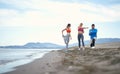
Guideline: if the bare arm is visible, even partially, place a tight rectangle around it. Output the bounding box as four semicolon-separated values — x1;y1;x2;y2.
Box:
69;34;72;39
62;28;66;35
83;27;89;29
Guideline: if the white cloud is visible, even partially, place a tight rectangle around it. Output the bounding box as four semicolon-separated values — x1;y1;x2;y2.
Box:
0;9;18;17
0;0;119;27
0;0;120;45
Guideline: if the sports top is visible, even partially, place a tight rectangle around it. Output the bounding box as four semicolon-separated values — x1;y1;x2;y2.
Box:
66;28;71;33
78;27;84;33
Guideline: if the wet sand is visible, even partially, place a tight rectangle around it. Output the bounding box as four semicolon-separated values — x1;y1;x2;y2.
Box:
5;42;120;74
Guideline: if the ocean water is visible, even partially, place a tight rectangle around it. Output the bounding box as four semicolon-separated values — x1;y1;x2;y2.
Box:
0;48;59;74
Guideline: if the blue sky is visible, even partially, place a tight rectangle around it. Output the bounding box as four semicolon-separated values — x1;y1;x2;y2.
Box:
0;0;120;46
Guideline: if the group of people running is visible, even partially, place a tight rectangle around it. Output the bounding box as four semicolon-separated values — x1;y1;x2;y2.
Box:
62;23;97;50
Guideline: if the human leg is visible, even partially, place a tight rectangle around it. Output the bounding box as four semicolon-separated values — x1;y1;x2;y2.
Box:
65;34;70;48
90;39;93;47
90;39;95;48
81;34;85;47
92;39;95;47
78;34;81;48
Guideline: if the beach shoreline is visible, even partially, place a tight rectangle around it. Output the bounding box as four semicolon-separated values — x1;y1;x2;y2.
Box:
0;49;57;74
4;50;65;74
4;42;120;74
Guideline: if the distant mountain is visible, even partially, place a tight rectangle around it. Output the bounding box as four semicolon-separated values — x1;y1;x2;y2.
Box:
0;42;64;49
70;38;120;47
0;38;120;49
95;38;120;44
23;42;63;49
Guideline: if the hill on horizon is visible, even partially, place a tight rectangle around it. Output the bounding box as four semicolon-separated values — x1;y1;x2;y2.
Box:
70;38;120;47
0;38;120;49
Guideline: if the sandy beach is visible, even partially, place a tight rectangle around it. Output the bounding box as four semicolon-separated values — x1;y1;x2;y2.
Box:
4;42;120;74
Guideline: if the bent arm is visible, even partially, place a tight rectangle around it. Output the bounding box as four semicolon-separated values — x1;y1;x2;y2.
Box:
89;30;91;36
62;28;66;35
83;27;89;29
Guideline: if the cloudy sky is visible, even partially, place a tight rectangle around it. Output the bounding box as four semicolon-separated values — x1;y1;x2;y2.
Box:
0;0;120;46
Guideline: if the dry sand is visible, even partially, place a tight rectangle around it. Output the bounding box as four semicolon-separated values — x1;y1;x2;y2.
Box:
4;42;120;74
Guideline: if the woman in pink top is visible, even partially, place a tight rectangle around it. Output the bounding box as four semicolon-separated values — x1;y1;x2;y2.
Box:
78;23;88;50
